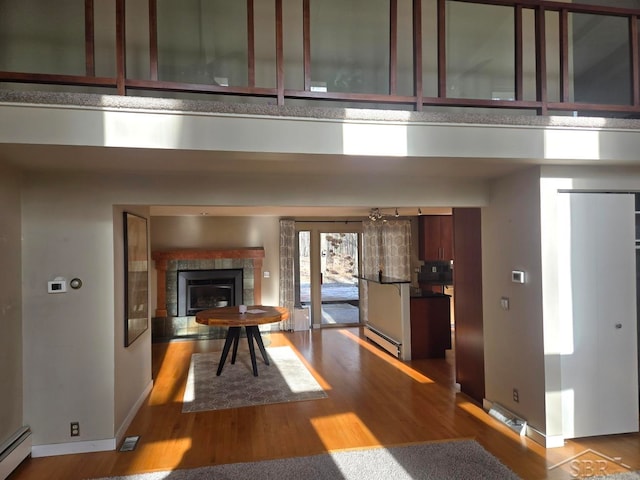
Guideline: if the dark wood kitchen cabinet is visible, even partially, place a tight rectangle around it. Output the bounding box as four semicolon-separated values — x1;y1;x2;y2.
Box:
418;215;453;261
410;295;452;359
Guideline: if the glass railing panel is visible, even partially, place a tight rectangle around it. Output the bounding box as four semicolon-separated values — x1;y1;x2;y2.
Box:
254;0;277;88
397;0;415;97
426;106;538;116
132;90;276;104
545;10;561;103
126;0;151;80
522;8;538;102
446;1;515;101
310;0;390;95
283;0;303;91
94;0;116;77
156;0;248;87
421;0;438;98
0;0;86;75
0;83;116;95
570;12;631;105
575;0;640;7
285;98;412;111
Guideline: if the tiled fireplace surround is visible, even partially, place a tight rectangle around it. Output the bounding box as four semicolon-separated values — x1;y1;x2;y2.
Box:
151;248;264;341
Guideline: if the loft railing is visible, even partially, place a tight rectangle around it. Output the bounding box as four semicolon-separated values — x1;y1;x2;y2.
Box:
1;0;640;117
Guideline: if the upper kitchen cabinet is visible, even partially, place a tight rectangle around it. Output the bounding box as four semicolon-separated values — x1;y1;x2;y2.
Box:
419;215;453;261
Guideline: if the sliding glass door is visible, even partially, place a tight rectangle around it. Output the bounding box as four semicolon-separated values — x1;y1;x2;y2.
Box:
319;232;359;326
296;224;362;328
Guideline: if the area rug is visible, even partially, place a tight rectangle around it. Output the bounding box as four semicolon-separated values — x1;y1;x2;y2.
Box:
93;439;521;479
181;346;327;412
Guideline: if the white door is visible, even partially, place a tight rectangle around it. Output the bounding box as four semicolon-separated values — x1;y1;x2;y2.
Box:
560;192;639;438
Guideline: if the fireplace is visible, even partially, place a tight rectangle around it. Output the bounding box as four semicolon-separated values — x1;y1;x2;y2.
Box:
177;269;243;316
151;248;265;342
152;248;264;318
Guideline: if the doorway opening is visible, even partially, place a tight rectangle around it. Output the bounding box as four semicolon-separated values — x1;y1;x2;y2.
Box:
296;227;361;327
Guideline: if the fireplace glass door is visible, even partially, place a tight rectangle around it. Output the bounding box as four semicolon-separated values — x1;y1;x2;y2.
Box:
177;269;243;316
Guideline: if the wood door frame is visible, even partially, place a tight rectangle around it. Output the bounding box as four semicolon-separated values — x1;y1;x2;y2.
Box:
453;208;485;404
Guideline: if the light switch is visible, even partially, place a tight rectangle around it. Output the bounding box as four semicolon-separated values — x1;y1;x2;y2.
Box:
263;271;270;278
511;270;525;284
500;297;510;311
48;279;67;293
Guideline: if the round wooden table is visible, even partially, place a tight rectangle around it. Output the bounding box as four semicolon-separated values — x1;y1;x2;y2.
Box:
195;305;289;376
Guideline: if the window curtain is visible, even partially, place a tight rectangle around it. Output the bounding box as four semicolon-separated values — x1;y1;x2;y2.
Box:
279;219;296;331
361;219;412;322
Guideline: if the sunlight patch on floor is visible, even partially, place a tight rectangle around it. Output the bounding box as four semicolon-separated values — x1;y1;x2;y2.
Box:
339;329;435;384
123;437;193;475
311;412;381;450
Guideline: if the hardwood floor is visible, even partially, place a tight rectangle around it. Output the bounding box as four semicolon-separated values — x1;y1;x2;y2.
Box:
9;327;640;479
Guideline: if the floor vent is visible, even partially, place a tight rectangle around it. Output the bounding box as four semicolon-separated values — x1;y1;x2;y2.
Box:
119;436;140;452
488;403;527;436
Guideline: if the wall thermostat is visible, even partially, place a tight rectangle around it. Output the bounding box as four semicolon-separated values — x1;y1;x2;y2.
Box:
48;277;67;293
511;270;525;284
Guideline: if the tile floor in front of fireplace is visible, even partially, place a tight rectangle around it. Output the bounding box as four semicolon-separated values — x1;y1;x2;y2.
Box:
152;302;359;343
152;315;229;342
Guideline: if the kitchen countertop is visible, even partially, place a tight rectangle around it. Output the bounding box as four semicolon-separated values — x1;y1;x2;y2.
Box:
410;291;451;299
355;275;411;285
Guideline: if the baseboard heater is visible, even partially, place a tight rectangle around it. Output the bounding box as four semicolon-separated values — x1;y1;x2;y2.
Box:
365;325;401;358
487;403;527;436
0;426;32;480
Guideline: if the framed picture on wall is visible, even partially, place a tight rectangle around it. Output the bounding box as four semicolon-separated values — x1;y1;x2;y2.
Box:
124;212;149;347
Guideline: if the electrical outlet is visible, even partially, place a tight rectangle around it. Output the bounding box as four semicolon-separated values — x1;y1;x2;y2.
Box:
513;388;519;403
70;422;80;437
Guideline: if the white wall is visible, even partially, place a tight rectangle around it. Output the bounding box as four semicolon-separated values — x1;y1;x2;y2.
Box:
150;216;281;305
482;167;547;432
484;164;640;443
113;205;152;444
22;174;118;447
18;163;481;450
9;98;640;452
0;160;23;449
540;165;640;442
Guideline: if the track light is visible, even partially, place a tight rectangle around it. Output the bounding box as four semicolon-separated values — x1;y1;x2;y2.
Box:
418;208;422;215
368;208;384;221
395;208;399;217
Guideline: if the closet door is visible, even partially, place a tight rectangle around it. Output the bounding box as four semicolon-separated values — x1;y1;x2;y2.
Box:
561;193;639;438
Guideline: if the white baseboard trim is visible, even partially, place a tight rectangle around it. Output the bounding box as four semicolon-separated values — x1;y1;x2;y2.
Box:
115;379;154;446
0;427;31;480
32;379;154;458
526;426;565;449
31;438;116;458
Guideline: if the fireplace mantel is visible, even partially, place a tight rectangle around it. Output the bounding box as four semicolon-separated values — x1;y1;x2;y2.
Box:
152;248;265;317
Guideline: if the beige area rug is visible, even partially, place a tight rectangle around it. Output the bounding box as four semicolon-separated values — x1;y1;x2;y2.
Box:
94;439;521;479
182;346;327;412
